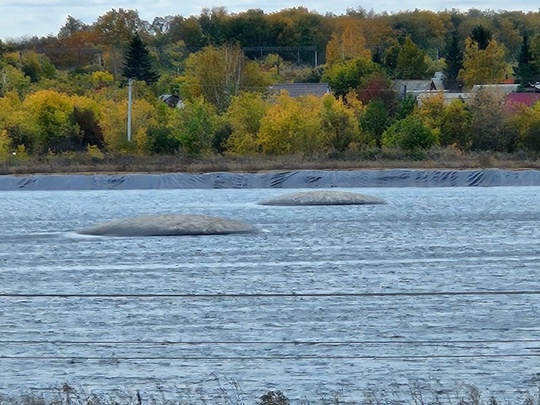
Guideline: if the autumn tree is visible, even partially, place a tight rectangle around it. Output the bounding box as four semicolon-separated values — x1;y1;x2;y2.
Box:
357;71;397;111
258;92;323;155
22;90;79;153
121;33;159;84
183;44;270;112
439;99;472;149
458;38;508;89
58;16;87;38
167;16;206;48
0;91;38;151
390;10;446;51
225;92;269;156
325;19;371;65
319;94;362;152
468;90;510;151
93;8;147;46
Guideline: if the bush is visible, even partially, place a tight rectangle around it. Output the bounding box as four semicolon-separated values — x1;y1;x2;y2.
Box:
382;116;438;150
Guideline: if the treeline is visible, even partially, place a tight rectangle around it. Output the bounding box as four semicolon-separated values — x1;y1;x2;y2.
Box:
2;7;540;161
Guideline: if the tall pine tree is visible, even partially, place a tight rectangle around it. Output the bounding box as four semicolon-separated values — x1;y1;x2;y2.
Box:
443;31;464;91
122;33;159;84
470;25;492;50
515;35;539;86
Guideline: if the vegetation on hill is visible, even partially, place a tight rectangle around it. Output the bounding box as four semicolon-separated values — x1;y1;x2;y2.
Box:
2;7;540;173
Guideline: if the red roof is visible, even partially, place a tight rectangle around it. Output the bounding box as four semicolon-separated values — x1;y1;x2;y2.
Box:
506;93;540;107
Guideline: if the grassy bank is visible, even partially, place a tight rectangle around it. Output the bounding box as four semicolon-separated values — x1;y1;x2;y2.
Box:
2;148;540;176
1;383;540;405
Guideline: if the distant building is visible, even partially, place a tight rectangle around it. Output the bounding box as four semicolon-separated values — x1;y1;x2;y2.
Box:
269;82;331;98
505;93;540;108
393;74;445;100
470;84;519;95
158;94;184;108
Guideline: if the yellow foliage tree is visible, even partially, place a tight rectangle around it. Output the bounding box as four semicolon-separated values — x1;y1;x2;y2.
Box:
183;44;270;112
22;89;78;153
99;98;157;153
414;92;445;135
258;92;323;155
225;92;269;156
458;38;509;90
320;94;362;152
0;91;39;152
0;129;12;160
326;19;371;65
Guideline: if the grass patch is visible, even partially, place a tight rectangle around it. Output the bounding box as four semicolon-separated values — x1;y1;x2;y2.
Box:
1;382;540;405
1;148;540;176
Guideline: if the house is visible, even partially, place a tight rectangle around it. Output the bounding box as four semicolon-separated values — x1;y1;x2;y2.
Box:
269;82;331;98
394;77;445;99
505;93;540;108
158;94;184;108
470;84;519;96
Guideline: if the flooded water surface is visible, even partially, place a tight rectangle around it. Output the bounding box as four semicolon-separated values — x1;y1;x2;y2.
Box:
1;186;540;403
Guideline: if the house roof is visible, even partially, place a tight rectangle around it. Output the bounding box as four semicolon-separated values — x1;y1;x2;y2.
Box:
471;84;519;95
269;82;331;97
505;93;540;107
394;79;444;95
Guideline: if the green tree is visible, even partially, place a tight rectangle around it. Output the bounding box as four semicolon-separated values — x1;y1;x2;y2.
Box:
122;33;160;84
395;36;431;79
381;116;437;150
322;56;377;99
167;97;219;155
439;99;472;150
514;35;539;85
360;99;391;147
443;31;464;91
470;25;493;50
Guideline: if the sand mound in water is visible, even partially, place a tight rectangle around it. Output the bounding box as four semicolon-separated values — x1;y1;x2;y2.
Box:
78;214;256;236
258;190;386;206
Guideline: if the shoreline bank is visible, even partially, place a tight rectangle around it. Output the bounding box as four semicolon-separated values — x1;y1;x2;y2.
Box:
2;168;540;190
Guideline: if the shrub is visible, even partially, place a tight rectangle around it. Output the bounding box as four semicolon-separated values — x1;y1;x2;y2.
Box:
382;116;438;150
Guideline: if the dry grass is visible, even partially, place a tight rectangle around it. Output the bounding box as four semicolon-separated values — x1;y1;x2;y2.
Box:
2;148;540;176
1;383;539;405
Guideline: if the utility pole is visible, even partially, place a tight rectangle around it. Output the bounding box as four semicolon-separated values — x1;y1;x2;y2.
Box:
127;78;133;142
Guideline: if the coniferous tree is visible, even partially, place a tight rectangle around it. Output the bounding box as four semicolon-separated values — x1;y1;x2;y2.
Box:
443;31;464;91
470;25;492;50
122;33;159;84
515;35;539;86
395;36;430;79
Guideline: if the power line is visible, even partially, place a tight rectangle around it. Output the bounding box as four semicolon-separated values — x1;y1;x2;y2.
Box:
1;353;540;361
1;338;540;345
1;290;540;298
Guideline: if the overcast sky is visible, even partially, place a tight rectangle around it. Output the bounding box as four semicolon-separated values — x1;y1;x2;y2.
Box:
1;0;540;41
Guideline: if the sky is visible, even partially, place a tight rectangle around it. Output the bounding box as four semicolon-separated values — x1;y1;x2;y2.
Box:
2;0;540;41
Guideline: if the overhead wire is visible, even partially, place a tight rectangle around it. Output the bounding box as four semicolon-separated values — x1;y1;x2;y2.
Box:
2;290;540;298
